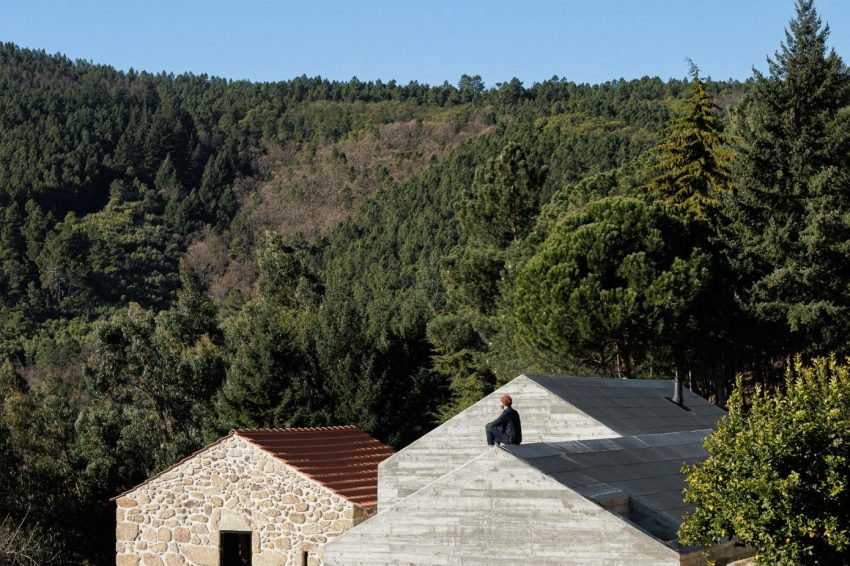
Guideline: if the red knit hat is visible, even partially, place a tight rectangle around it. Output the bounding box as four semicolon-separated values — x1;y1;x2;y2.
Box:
500;394;512;407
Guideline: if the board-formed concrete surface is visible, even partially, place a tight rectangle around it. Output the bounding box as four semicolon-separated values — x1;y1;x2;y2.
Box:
377;375;619;509
323;448;682;566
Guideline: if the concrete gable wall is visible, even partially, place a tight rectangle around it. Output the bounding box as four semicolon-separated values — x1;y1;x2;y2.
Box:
378;375;619;509
115;434;371;566
324;448;680;566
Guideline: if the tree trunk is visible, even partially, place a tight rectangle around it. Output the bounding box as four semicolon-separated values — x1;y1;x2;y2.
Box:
615;339;633;378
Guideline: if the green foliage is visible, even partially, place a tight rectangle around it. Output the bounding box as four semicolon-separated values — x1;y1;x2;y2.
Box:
426;313;494;421
512;197;711;377
428;142;545;419
81;268;225;470
680;356;850;564
0;358;24;398
461;142;544;248
214;301;323;431
725;0;850;357
255;230;321;310
1;372;80;561
642;64;731;223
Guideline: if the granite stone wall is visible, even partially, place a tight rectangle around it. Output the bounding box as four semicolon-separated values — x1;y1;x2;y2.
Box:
115;434;374;566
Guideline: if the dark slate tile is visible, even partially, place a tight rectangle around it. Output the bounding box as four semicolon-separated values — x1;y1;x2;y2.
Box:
620;408;662;418
549;470;606;489
633;460;688;479
553;440;596;454
659;445;706;461
635;473;686;495
641;490;689;512
575;437;631;452
588;450;648;467
567;452;620;468
629;397;674;408
626;446;671;463
502;442;561;459
639;432;690;447
527;374;725;436
680;429;713;442
559;454;594;471
523;455;574;474
596;462;657;481
582;465;631;483
663;504;697;522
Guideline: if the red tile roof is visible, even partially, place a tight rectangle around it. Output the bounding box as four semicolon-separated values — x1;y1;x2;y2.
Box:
112;425;394;508
234;426;394;508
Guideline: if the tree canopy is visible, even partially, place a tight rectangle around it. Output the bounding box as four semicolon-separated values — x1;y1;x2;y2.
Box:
512;196;711;377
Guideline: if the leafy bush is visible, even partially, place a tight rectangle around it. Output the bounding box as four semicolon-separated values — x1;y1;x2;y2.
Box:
681;356;850;564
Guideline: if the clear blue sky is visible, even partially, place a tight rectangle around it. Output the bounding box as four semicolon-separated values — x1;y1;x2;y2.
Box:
2;1;848;86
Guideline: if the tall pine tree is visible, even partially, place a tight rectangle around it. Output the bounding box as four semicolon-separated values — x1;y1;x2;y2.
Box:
428;142;543;418
643;63;731;224
726;0;850;359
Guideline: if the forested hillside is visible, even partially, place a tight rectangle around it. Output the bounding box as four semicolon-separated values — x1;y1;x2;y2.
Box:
2;0;849;562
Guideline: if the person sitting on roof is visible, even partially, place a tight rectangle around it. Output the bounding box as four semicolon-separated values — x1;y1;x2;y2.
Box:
485;394;522;446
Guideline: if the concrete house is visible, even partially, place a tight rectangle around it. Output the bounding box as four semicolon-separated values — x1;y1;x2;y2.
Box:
323;375;753;565
113;426;393;566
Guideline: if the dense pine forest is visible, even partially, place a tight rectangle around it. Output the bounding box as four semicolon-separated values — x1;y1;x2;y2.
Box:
1;1;849;562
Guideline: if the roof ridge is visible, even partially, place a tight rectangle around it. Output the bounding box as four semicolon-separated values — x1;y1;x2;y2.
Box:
231;425;358;433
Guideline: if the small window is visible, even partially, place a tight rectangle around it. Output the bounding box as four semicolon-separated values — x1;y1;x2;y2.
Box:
220;531;252;566
301;550;310;566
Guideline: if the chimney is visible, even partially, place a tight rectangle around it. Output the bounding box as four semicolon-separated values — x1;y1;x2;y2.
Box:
672;373;684;406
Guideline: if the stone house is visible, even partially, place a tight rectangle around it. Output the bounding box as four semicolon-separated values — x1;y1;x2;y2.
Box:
113;425;394;566
322;375;754;565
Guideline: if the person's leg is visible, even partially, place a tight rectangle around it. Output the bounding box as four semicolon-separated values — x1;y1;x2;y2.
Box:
486;424;504;446
493;427;504;445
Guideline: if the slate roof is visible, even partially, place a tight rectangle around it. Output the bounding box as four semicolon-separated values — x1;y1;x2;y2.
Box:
527;375;726;435
235;426;394;507
504;430;711;548
114;426;394;508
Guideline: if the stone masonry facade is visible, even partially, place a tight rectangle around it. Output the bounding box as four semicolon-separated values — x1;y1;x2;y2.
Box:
115;434;374;566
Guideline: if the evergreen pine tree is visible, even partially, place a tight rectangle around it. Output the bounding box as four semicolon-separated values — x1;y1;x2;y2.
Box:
643;63;731;223
213;232;325;431
460;141;542;248
726;0;850;358
512;197;711;378
428;142;543;418
0;204;29;302
213;303;320;431
0;357;25;398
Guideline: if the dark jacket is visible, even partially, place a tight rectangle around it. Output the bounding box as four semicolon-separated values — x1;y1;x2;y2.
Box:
489;406;522;445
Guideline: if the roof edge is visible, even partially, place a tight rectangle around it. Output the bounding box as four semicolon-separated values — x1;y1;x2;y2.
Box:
231;424;359;434
110;431;237;501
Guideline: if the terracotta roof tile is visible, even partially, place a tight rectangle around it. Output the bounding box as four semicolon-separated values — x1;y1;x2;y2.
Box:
112;425;394;508
234;425;394;507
